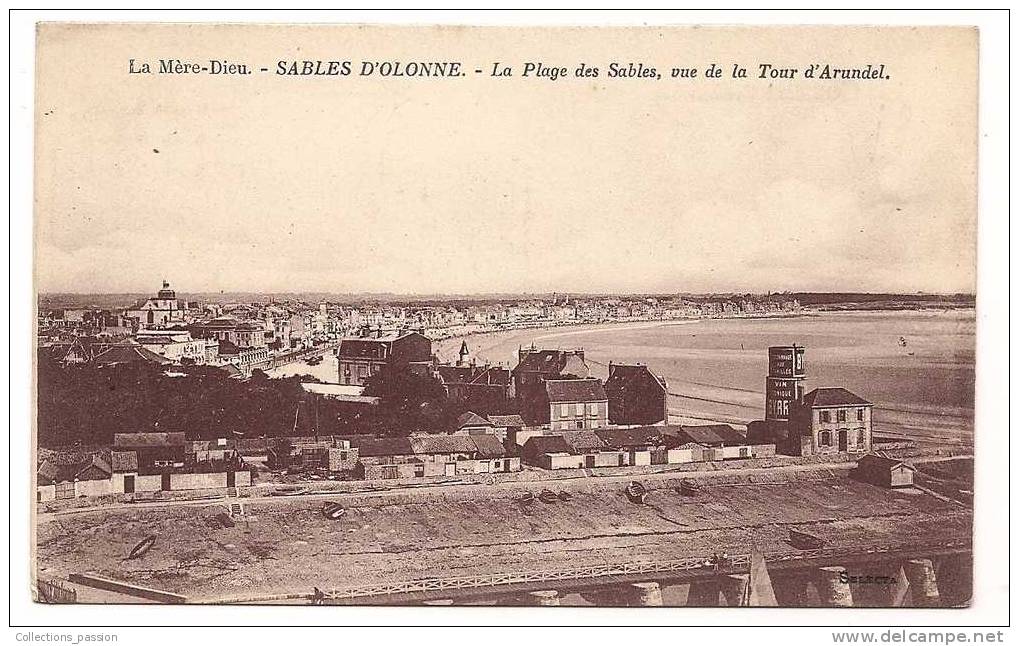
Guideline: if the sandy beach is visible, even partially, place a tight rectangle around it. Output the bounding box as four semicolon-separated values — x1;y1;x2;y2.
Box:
435;310;975;445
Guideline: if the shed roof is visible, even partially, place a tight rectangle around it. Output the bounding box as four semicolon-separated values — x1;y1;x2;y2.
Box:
522;435;572;455
594;427;665;449
410;435;478;455
487;414;526;428
113;432;187;449
469;434;507;458
545;378;607;403
666;424;746;446
456;411;494;429
560;429;607;452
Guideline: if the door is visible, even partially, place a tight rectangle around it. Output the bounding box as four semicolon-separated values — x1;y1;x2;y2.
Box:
585;455;595;468
227;471;235;488
838;430;848;452
161;472;171;491
55;481;75;500
123;475;135;494
444;463;456;476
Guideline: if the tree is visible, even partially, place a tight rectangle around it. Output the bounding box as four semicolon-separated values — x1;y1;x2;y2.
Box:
362;364;451;435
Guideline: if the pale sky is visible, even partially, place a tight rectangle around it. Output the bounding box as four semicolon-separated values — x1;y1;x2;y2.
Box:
35;24;978;295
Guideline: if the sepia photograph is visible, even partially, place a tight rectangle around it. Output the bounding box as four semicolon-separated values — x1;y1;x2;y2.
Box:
10;9;1011;638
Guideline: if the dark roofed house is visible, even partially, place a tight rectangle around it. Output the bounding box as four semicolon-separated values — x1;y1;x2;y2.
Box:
349;436;416;458
468;434;507;459
664;424;747;447
789;387;875;457
853;453;915;488
559;429;607;453
530;378;609;430
113;432;187;473
520;429;629;470
434;364;512;411
660;424;764;461
512;347;590;422
37;453;112;485
520;434;573;464
409;434;478;456
351;433;520;479
595;426;666;451
337;331;432;386
604;363;669;426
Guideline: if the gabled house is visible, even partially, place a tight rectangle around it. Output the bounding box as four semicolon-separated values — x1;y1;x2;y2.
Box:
853;454;915;488
534;378;609;430
604;363;669;426
113;432;187;473
521;429;629;470
789;387;874;456
337;331;432;386
511;346;590;407
433;363;512;410
594;426;668;466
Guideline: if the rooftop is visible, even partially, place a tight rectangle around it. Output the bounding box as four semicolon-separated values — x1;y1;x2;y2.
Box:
802;387;873;408
545;378;607;403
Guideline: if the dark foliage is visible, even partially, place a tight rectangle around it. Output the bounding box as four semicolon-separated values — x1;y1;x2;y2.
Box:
36;354;390;447
362;364;453;435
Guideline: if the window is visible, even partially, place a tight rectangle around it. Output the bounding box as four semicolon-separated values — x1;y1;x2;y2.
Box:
576;421;584;429
560;404;569;418
837;409;847;423
858;430;866;446
575;402;584;415
587;403;597;415
857;408;864;421
819;431;832;446
820;411;830;423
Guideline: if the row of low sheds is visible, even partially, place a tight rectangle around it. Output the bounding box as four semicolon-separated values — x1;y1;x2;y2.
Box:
519;424;776;470
37;433;252;501
38;427;912;499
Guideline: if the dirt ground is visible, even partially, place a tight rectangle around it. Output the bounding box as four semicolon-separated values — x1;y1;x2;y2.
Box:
35;470;971;603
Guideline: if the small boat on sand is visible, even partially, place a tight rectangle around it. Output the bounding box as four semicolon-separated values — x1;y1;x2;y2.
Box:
788;529;826;550
557;491;572;501
519;492;535;504
626;481;648;504
272;486;308;497
678;479;702;497
538;490;558;504
322;502;345;520
127;534;157;560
